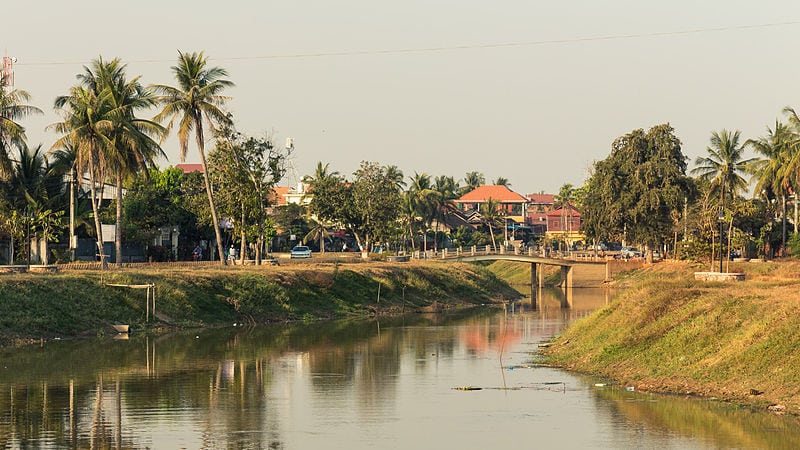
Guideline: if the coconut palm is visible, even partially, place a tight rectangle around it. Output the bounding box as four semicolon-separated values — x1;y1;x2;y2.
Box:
303;161;340;193
408;172;437;250
479;198;502;250
692;129;756;208
461;171;484;195
432;175;459;248
79;58;166;267
153;51;234;264
50;84;115;267
0;75;43;178
493;176;511;187
747;120;795;251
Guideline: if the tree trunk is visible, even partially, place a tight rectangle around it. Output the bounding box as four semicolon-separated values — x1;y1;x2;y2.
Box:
88;159;106;269
115;172;123;268
240;203;246;265
69;167;77;262
196;129;226;265
782;195;787;257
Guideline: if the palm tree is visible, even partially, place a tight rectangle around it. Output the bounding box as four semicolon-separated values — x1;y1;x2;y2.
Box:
153;51;234;264
432;175;459;249
385;165;406;191
480;198;502;250
493;176;511;187
747;120;795;253
50;84;115;267
554;183;575;253
0;75;43;178
692;130;755;208
408;172;436;251
304;215;330;255
461;171;485;195
303;161;340;193
79;58;165;267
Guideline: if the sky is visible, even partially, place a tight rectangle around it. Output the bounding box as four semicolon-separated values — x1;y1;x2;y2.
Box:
4;1;800;195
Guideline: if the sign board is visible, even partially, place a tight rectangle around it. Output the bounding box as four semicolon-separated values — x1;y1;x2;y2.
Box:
101;224;116;242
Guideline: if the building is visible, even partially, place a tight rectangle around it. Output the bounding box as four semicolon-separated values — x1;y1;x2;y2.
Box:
454;185;528;225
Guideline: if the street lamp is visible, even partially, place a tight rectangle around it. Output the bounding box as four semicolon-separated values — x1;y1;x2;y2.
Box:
717;208;725;273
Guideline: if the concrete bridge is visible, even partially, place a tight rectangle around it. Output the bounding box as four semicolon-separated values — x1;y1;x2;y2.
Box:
436;252;611;289
453;254;608;289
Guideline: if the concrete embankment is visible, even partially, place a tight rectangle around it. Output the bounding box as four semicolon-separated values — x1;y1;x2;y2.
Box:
544;260;800;414
0;261;519;346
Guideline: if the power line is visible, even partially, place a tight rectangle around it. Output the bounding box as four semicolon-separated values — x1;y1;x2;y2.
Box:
15;20;800;67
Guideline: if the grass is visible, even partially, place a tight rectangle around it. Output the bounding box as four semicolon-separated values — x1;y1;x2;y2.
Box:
544;259;800;412
0;260;519;346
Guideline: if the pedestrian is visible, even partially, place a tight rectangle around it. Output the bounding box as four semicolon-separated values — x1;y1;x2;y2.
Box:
193;244;203;262
229;244;237;263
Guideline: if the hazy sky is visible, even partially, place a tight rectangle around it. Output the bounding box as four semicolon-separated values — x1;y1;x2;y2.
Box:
4;1;800;195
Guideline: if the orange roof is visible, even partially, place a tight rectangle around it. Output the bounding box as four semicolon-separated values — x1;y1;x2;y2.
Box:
271;186;289;206
175;163;204;174
546;206;581;217
527;193;554;204
456;185;527;203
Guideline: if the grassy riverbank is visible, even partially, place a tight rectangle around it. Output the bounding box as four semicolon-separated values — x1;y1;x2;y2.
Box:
544;260;800;414
0;260;519;346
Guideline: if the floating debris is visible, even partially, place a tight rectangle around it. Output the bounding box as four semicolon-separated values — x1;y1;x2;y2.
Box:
453;386;483;391
594;383;607;387
625;386;635;392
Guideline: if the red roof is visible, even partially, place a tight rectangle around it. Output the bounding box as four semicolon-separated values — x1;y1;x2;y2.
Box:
527;193;554;204
271;186;289;206
456;185;527;203
175;163;204;174
545;206;581;217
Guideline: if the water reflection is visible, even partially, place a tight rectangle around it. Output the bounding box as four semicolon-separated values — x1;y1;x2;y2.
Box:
0;289;797;449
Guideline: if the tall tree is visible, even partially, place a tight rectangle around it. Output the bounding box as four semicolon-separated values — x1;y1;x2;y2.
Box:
479;198;502;250
50;84;115;267
78;58;165;267
493;176;511;187
408;172;436;250
0;74;42;178
461;171;485;195
153;51;234;264
210;129;288;264
692;129;755;209
582;124;694;255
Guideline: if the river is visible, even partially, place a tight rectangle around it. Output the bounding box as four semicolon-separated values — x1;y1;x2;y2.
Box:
1;288;798;449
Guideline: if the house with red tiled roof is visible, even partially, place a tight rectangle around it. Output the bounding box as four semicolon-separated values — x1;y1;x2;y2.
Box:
454;185;528;224
526;193;555;235
545;205;584;247
175;163;204;174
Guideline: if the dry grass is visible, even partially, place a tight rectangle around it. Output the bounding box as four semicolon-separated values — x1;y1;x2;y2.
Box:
546;259;800;413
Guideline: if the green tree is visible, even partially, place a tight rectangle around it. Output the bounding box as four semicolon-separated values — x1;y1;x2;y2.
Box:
493;176;511;187
153;51;234;264
50;84;115;267
582;124;694;256
747;121;793;253
462;171;485;193
350;161;402;251
210;129;288;264
692;129;755;209
0;74;42;178
78;58;165;267
407;172;436;250
479;198;503;250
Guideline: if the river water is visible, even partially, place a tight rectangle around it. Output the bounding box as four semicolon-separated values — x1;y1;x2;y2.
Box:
1;288;799;449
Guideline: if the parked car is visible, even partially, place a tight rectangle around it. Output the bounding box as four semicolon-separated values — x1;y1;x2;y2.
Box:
620;246;641;258
290;245;312;258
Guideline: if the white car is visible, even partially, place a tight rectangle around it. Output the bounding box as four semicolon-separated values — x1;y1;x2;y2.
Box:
290;245;312;258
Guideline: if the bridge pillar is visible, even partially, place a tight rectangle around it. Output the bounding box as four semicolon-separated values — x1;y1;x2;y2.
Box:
561;266;573;289
530;263;538;290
